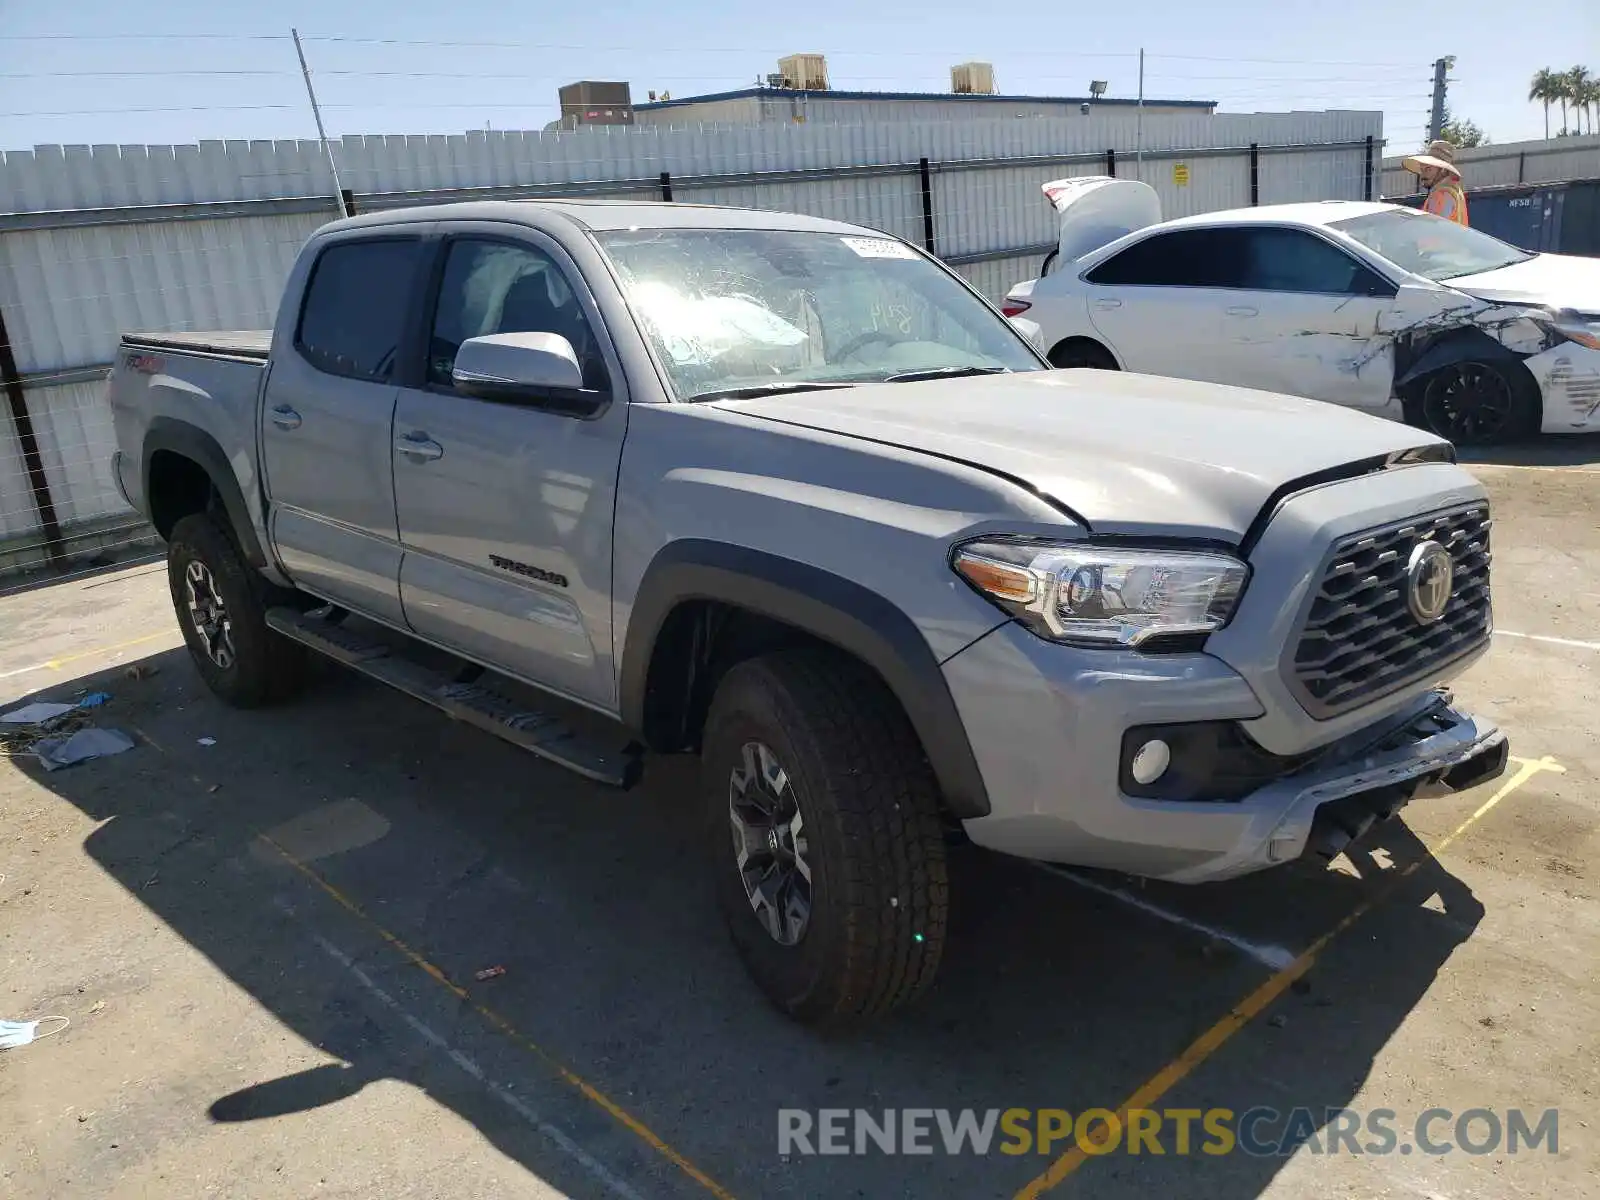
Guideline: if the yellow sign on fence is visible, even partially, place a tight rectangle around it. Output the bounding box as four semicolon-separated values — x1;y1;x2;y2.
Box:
1173;163;1190;186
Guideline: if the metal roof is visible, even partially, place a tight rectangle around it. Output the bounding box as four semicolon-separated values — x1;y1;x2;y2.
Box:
634;87;1216;111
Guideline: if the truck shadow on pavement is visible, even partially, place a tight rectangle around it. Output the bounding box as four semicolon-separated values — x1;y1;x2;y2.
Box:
18;647;1487;1199
1455;430;1600;468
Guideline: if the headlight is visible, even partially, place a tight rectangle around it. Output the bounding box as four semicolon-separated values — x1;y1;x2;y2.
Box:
1540;309;1600;351
952;538;1248;648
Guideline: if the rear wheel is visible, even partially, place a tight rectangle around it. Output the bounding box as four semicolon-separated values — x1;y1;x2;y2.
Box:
700;650;949;1026
1408;360;1540;445
1048;338;1120;370
167;512;310;707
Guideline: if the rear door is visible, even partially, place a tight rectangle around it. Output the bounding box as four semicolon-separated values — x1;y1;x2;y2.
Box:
1216;225;1398;409
391;226;626;711
260;233;430;625
1080;228;1236;381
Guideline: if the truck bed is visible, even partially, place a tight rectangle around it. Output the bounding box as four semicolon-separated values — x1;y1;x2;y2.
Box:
122;330;271;361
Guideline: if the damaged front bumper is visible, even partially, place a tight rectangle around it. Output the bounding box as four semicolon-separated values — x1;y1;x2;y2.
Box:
1160;692;1508;883
1530;342;1600;431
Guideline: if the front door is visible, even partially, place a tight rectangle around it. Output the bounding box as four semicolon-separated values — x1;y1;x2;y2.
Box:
1214;226;1398;410
260;234;429;626
392;229;626;711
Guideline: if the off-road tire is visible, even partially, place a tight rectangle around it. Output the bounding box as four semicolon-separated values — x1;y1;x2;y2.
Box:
701;649;949;1026
167;512;309;707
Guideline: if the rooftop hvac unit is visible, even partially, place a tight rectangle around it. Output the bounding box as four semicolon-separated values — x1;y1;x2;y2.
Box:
951;62;997;95
777;53;830;91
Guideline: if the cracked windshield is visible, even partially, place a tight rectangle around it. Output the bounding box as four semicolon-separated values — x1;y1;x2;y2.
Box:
595;227;1044;399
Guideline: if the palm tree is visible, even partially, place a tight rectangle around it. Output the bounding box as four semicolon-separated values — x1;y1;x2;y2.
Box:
1529;68;1558;138
1568;67;1592;135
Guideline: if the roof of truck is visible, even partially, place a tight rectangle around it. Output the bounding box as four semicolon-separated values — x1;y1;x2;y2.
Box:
324;199;875;237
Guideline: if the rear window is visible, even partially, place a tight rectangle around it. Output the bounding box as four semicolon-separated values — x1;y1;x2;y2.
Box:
296;239;423;381
1085;229;1240;288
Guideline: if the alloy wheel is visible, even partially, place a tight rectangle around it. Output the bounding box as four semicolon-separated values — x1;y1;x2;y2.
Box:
728;741;812;946
1422;363;1514;444
184;559;236;669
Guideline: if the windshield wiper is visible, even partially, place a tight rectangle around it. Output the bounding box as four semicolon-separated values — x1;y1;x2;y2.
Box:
882;365;1010;383
685;381;859;403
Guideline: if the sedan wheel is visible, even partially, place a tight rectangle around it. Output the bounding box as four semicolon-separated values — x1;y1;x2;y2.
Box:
1419;362;1517;445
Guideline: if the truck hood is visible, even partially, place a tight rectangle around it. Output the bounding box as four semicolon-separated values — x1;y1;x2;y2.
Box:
720;371;1447;542
1445;252;1600;312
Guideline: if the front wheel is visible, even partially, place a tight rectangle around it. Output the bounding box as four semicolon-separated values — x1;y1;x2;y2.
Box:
167;512;310;708
1408;361;1540;445
700;650;949;1026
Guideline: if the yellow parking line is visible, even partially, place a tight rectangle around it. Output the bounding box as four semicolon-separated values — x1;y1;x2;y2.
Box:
1013;754;1564;1199
260;834;740;1200
0;629;175;681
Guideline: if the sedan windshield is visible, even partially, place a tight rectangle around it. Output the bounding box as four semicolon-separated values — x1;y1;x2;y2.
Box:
593;228;1044;400
1329;208;1533;282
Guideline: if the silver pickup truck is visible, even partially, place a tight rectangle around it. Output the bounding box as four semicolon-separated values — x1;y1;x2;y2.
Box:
109;199;1509;1024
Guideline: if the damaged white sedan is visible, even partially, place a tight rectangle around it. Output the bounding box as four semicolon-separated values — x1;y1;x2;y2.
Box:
1004;178;1600;443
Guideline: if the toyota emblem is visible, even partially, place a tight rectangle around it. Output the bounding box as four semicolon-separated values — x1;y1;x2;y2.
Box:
1406;541;1454;625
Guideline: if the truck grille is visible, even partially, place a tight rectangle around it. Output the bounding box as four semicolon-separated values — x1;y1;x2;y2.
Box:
1289;504;1491;718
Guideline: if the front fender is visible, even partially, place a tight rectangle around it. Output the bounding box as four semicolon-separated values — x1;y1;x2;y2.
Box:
619;539;994;819
1394;325;1532;391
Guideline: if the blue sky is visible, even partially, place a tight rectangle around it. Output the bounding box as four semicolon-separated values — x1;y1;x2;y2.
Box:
1;0;1594;153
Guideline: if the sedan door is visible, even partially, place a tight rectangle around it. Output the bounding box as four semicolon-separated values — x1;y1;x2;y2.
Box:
391;228;626;711
1212;225;1399;410
1079;228;1238;382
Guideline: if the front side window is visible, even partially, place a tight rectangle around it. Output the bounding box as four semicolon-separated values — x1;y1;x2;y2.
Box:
1330;209;1534;281
594;228;1043;400
427;239;608;390
1233;227;1391;295
296;239;423;381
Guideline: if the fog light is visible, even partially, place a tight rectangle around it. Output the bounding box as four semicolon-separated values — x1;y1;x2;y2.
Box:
1130;739;1171;785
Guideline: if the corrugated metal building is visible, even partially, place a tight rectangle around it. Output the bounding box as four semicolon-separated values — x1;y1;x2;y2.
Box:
0;108;1381;574
1382;132;1600;197
632;87;1215;127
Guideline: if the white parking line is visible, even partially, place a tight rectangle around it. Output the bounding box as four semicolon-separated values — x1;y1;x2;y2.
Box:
1465;462;1600;475
1033;863;1297;970
1497;629;1600;652
270;902;648;1200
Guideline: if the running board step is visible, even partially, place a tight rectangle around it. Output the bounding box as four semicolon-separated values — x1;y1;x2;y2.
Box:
266;607;642;788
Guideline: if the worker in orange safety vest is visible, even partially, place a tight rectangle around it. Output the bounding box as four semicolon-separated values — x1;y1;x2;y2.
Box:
1402;139;1469;226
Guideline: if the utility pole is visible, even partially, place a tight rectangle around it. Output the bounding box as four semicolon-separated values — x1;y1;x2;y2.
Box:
292;28;349;216
1427;56;1451;144
1135;48;1145;180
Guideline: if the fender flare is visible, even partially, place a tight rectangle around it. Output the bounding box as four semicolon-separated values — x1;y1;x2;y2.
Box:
1393;326;1529;392
619;540;993;820
142;417;268;568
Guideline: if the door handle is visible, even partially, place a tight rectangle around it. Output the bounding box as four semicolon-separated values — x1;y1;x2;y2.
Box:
395;432;444;462
1226;306;1259;317
270;405;302;430
1094;298;1124;310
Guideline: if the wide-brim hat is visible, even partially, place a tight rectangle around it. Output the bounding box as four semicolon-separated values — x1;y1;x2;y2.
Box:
1403;139;1462;178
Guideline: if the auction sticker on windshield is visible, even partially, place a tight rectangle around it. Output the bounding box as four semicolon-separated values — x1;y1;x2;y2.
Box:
841;236;920;260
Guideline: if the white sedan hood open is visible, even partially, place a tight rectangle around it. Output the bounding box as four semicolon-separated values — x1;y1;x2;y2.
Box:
1041;176;1163;263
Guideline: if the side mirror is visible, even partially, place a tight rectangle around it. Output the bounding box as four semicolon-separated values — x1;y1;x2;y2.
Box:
451;332;606;413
